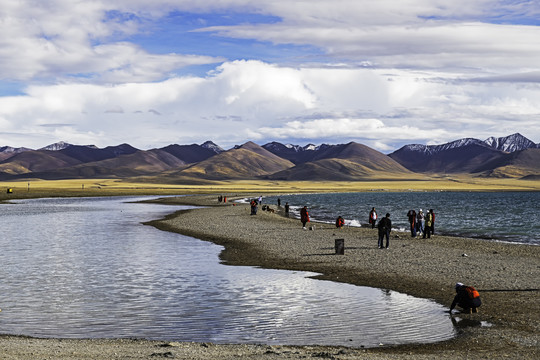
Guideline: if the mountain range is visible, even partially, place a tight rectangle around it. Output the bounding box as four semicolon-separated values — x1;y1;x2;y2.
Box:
1;133;539;182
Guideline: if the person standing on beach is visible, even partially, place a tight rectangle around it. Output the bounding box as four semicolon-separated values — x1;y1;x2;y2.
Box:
377;213;391;249
430;209;435;234
300;206;310;229
449;282;482;314
423;209;433;238
416;209;424;235
407;209;417;237
284;202;290;217
335;216;345;228
250;199;258;215
369;207;377;228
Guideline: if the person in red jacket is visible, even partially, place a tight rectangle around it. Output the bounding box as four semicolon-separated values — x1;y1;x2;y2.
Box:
300;206;310;229
335;216;345;228
368;207;377;228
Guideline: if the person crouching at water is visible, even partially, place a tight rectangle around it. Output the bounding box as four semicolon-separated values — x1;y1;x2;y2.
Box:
335;216;345;228
449;282;482;314
300;206;310;229
377;213;391;249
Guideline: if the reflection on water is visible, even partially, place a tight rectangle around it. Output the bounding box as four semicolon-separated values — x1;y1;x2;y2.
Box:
0;196;455;347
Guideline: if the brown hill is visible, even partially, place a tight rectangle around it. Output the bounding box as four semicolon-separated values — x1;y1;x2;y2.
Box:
389;143;504;173
0;150;82;175
16;149;188;180
476;148;540;178
173;141;295;180
268;142;412;180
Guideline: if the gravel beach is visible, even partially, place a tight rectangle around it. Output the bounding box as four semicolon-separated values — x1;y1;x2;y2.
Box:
1;194;538;359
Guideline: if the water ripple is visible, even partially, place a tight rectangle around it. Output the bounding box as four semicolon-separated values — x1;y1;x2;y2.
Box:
0;196;455;348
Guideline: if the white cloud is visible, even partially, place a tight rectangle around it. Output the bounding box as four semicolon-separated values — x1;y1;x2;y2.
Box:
1;1;540;150
2;59;538;150
0;0;223;82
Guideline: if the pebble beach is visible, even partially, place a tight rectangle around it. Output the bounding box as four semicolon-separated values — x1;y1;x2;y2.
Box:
1;194;539;359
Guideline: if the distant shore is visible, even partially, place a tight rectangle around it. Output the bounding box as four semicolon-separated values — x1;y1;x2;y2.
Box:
1;192;539;359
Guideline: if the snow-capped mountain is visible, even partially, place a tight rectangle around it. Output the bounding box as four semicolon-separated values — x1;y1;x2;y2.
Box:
39;141;74;151
388;133;539;174
262;142;335;164
484;133;538;152
399;138;485;155
201;140;224;154
395;133;537;157
0;146;31;154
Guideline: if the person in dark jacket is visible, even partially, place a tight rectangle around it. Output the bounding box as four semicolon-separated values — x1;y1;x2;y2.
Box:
407;209;417;237
423;209;433;238
300;206;310;229
377;213;391;249
449;282;482;314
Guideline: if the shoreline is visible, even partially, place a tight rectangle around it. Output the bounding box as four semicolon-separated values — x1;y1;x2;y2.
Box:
1;193;538;359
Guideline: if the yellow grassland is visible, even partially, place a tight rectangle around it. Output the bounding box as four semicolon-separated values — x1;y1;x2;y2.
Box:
1;175;539;201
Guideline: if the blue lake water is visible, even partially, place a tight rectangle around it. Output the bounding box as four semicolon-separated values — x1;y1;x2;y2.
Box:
0;196;455;347
264;192;540;245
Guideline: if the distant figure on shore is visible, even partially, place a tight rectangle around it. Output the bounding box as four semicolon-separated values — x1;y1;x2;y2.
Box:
250;199;258;215
377;213;391;249
423;209;433;238
258;196;263;205
407;209;417;237
430;209;435;234
369;207;377;228
416;209;424;235
335;216;345;229
300;206;310;229
284;202;290;217
277;198;281;207
449;282;482;314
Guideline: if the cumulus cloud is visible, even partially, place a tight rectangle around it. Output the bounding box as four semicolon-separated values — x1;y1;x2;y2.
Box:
2;58;538;150
0;0;223;82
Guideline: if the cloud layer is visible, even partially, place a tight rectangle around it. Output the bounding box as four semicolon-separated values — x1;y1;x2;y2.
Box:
1;0;539;151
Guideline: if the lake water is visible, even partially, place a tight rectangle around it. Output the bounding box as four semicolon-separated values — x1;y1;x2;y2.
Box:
264;192;540;245
0;196;455;347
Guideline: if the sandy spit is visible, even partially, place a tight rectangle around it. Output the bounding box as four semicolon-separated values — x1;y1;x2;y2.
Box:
1;194;538;359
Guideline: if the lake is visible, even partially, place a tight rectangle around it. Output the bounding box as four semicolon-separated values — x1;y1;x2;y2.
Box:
263;192;540;245
0;196;455;347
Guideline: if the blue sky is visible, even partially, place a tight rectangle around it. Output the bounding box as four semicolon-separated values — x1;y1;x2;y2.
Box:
1;0;539;152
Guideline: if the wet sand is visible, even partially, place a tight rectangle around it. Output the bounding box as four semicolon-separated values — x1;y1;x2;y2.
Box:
1;194;539;359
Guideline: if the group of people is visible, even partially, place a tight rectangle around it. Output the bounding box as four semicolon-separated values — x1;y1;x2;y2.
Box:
406;208;435;238
294;205;436;249
280;202;482;316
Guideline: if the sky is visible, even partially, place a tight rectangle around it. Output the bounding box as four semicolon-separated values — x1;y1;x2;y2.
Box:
1;0;539;152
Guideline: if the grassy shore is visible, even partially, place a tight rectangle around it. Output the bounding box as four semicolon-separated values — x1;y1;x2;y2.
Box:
1;176;540;202
0;180;539;359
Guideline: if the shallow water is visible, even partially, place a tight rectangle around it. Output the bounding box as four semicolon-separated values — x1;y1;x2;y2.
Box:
264;192;540;244
0;196;455;347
